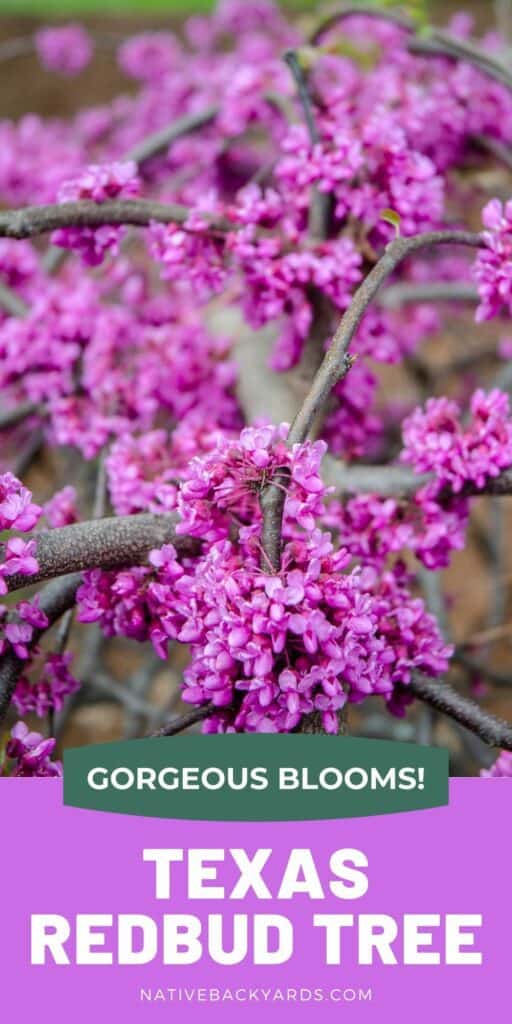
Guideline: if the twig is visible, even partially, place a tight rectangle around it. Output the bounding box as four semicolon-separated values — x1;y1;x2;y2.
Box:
283;50;331;240
472;133;512;171
409;31;512;91
283;49;319;144
151;703;215;737
0;281;29;318
125;105;219;166
12;430;44;478
324;459;512;500
123;653;164;738
4;513;200;593
0;401;41;431
405;674;512;750
379;281;478;308
289;230;482;446
92;454;108;520
453;650;512;689
309;5;415;45
93;671;163;722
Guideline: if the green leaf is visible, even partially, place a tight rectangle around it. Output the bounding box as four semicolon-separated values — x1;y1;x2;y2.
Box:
380;208;402;236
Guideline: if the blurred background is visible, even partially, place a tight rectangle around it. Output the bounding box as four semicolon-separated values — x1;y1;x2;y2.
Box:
0;1;500;128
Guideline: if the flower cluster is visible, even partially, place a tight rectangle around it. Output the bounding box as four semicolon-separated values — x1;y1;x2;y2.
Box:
401;389;512;492
43;486;79;528
52;162;141;265
0;598;48;659
0;472;41;533
324;488;469;573
474;199;512;321
35;24;93;76
13;653;80;718
118;33;182;82
78;427;451;733
0;474;41;594
3;722;61;778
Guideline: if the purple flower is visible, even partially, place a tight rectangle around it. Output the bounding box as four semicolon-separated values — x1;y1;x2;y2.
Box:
2;537;39;578
118;33;181;82
52;162;140;265
481;751;512;778
401;389;512;492
13;653;79;717
5;722;62;777
474;199;512;321
35;25;93;76
0;473;41;532
43;486;79;527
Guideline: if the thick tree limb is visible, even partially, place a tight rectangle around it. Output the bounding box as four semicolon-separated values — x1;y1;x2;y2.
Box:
406;675;512;750
4;513;200;593
0;199;232;241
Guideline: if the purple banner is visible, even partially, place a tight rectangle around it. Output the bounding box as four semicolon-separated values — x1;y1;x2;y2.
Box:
1;779;509;1021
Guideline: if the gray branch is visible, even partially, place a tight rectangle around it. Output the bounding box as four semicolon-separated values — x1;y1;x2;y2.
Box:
0;199;232;241
407;675;512;750
4;513;200;593
125;106;218;166
379;281;478;309
288;230;482;447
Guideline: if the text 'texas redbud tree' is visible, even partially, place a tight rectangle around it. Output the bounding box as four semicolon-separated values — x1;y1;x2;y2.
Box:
0;0;512;778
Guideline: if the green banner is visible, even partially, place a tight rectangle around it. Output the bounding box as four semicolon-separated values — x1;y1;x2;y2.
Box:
64;735;448;819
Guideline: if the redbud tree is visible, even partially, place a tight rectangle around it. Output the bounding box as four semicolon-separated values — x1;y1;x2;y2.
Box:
0;1;511;778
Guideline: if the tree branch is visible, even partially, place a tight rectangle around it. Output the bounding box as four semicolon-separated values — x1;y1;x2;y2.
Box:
409;31;512;91
0;280;29;318
310;9;512;92
0;400;42;431
288;230;482;446
125;105;219;166
4;513;200;593
406;674;512;750
0;199;232;241
379;280;478;308
151;703;215;737
309;5;414;45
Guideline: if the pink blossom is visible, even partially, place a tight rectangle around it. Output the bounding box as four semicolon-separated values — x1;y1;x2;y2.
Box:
401;389;512;492
35;24;92;76
52;162;140;265
4;722;61;777
474;198;512;321
481;751;512;777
